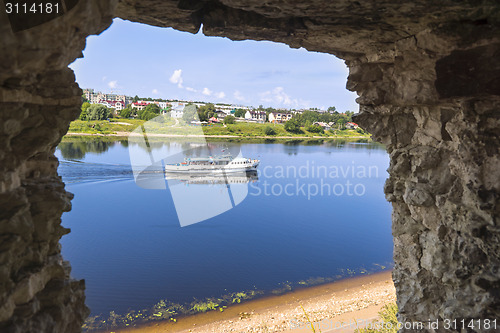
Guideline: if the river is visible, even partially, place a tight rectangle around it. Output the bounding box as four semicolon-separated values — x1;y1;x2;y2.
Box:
56;137;393;329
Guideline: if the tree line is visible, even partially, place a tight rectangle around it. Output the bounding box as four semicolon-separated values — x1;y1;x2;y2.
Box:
284;110;355;134
79;102;111;121
79;102;165;121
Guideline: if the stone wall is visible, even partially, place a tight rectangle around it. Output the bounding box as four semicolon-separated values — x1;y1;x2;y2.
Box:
349;23;500;326
0;0;499;331
0;1;115;332
354;32;500;326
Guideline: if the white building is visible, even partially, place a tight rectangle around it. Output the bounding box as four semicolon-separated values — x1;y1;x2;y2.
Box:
171;104;185;118
269;112;292;123
96;100;125;111
169;101;183;108
90;93;101;104
83;88;132;107
215;110;227;119
216;104;250;114
110;100;124;111
131;102;148;111
83;88;94;101
313;121;331;130
97;100;111;108
137;100;156;106
245;110;266;122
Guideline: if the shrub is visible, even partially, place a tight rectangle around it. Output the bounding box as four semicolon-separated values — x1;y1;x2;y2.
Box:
305;124;324;133
357;127;366;134
79;102;91;120
234;109;246;117
284;118;301;133
355;303;398;333
79;108;88;120
87;104;110;120
119;107;133;118
137;110;157;121
182;104;199;122
224;115;235;124
144;103;161;115
264;126;277;136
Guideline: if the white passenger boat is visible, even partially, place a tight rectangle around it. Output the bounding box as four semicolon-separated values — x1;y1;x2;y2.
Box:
164;153;259;174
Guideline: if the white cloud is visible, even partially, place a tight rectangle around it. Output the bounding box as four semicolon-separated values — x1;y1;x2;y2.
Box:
260;87;310;108
215;91;226;99
202;87;212;96
260;92;273;103
101;76;107;82
186;87;197;92
273;87;292;105
169;69;183;88
108;80;118;89
152;89;159;94
233;90;247;102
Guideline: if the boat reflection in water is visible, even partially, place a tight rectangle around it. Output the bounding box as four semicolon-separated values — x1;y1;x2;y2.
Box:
165;170;258;185
164;166;259;227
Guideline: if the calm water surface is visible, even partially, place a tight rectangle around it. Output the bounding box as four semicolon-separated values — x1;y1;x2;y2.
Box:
56;138;393;317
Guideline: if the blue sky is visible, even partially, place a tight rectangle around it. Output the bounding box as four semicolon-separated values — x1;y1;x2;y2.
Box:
70;18;358;112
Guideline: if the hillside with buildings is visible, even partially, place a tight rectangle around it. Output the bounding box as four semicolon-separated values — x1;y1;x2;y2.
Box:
81;88;358;132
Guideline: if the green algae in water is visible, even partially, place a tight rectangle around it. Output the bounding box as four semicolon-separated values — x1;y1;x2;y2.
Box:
82;263;392;331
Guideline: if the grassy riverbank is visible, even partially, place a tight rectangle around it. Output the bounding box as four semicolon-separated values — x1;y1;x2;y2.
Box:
67;119;370;139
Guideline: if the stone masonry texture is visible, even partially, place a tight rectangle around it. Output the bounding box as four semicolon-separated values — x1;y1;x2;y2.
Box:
0;1;499;332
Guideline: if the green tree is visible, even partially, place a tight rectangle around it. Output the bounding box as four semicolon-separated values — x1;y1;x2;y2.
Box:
264;126;277;135
137;109;157;121
119;107;133;118
327;106;337;113
305;124;324;133
297;111;319;126
144;103;161;115
318;112;333;122
132;95;139;103
224;115;235;124
234;109;246;117
337;117;347;130
198;103;216;121
79;102;91;120
87;104;110;120
284;118;301;133
182;104;199;122
135;104;160;121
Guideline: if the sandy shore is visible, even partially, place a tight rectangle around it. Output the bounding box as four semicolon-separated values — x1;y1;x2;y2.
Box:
109;271;395;333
